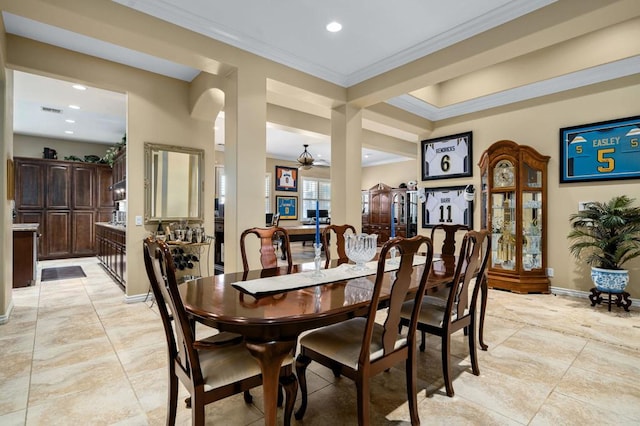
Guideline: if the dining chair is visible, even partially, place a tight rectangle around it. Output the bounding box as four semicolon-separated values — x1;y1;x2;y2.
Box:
295;235;434;425
143;237;298;426
400;229;490;397
321;223;356;269
270;213;281;227
240;226;292;272
430;224;470;256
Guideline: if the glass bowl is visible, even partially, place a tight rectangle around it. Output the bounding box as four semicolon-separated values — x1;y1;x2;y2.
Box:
345;233;378;271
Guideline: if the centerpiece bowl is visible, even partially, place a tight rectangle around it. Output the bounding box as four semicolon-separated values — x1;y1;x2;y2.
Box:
345;233;378;271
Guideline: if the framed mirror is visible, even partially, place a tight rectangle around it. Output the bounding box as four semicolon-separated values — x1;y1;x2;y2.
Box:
144;142;204;223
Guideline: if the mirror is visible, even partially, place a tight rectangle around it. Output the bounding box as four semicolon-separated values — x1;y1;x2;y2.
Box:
144;143;204;223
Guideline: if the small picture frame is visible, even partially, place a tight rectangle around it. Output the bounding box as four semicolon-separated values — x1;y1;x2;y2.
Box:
276;196;298;220
421;131;472;181
559;115;640;183
422;185;473;228
275;166;298;191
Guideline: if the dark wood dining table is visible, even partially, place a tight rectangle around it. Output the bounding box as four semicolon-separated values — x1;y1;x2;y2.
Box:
179;255;487;426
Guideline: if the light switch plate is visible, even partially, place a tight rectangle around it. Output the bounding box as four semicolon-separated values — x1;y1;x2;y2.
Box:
135;215;143;226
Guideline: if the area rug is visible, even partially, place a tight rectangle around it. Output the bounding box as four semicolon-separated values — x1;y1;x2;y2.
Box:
41;266;86;282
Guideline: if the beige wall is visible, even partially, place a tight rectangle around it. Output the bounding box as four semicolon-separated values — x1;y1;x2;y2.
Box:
361;159;418;191
13;134;112;160
399;83;640;296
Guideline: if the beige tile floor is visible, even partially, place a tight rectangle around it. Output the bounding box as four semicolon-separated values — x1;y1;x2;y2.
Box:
1;245;639;425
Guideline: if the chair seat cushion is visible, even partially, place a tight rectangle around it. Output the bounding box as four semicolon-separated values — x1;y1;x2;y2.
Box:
299;317;406;370
400;296;469;327
198;344;294;391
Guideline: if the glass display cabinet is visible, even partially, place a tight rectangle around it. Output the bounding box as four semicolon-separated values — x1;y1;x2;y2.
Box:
479;140;550;293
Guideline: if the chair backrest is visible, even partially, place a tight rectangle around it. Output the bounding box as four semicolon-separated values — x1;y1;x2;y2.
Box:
444;229;490;328
321;224;356;268
143;237;205;385
240;226;292;272
430;224;470;256
359;235;434;365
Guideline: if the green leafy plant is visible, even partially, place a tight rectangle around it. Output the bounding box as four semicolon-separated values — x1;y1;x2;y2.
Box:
568;195;640;270
101;133;127;167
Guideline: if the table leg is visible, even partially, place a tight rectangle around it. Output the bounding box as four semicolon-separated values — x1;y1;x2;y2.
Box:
479;277;488;351
245;339;296;426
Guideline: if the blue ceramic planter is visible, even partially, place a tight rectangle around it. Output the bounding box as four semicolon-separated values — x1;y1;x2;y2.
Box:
591;267;629;294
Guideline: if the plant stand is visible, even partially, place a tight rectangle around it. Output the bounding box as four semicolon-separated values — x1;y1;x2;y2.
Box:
589;287;632;312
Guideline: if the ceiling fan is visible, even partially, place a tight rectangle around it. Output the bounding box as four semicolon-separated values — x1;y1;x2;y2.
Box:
297;144;329;170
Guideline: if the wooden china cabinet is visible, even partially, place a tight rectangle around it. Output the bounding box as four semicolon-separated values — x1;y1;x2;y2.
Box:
361;183;418;244
479;140;550;293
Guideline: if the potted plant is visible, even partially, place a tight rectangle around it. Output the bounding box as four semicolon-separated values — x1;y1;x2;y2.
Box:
568;195;640;293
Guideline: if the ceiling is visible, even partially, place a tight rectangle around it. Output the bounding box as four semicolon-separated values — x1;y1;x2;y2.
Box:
5;1;639;166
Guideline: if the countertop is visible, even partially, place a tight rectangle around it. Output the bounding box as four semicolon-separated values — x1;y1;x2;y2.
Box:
12;223;40;232
95;222;127;232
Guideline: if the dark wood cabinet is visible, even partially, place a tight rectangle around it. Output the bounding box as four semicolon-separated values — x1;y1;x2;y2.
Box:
13;224;39;288
15;161;44;210
46;210;71;258
14;158;112;260
46;163;71;209
96;223;126;287
361;183;417;244
111;149;126;201
72;165;96;209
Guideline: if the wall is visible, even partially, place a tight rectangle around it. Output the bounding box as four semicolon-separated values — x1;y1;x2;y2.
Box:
13;134;111;160
383;83;640;296
361;159;418;191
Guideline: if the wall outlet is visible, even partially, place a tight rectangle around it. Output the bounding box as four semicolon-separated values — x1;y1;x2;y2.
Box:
135;215;143;226
546;267;554;277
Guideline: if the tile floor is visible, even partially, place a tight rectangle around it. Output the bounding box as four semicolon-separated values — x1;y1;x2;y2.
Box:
1;246;639;425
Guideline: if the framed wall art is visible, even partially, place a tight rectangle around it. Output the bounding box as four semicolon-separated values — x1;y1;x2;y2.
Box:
422;185;473;228
560;115;640;183
421;131;472;181
275;165;298;191
276;195;298;220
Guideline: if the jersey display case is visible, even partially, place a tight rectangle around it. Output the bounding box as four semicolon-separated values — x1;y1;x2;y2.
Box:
479;140;550;293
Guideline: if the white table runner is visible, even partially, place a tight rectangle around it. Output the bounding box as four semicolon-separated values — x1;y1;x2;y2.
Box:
232;255;433;296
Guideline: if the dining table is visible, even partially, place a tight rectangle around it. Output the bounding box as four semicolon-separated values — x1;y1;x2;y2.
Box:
179;255;488;426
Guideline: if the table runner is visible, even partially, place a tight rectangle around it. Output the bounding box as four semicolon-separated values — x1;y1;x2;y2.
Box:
232;255;435;296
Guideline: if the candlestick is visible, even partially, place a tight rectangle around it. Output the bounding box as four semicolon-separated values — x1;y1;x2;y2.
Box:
315;201;320;244
312;242;325;278
391;204;396;238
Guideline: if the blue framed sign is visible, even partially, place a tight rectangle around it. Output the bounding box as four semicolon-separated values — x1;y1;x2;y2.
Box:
276;196;297;220
560;115;640;183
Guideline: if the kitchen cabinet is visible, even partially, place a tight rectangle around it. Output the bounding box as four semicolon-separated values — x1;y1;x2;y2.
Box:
14;157;112;260
96;223;126;288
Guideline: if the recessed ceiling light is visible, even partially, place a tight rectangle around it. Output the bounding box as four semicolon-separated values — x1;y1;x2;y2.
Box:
72;84;87;91
326;21;342;32
65;119;75;123
69;104;80;109
65;130;74;134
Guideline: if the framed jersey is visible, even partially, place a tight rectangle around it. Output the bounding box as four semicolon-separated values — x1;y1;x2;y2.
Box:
421;131;472;181
422;185;473;228
560;115;640;183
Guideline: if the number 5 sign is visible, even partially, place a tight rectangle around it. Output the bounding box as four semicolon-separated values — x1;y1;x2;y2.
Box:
422;185;473;228
421;131;473;181
560;115;640;183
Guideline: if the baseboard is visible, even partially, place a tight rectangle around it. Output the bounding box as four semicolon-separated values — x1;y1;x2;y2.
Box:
124;292;154;304
550;286;638;303
0;300;15;324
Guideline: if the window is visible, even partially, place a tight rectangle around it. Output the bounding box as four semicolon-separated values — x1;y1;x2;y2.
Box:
215;167;271;213
302;177;331;219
